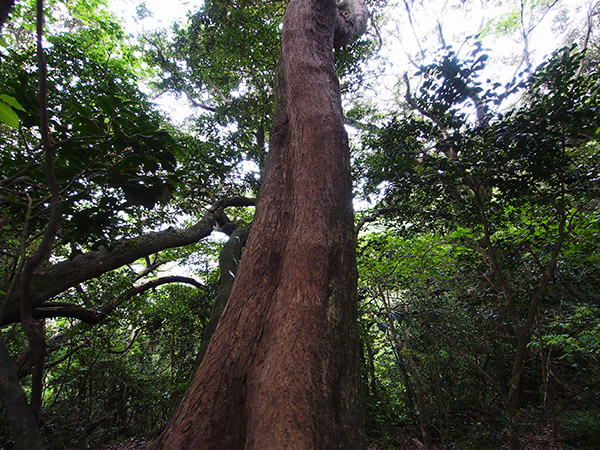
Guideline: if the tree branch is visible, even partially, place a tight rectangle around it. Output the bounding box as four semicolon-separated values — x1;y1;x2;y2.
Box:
2;196;254;325
26;276;205;324
18;0;59;420
15;276;205;378
355;207;397;234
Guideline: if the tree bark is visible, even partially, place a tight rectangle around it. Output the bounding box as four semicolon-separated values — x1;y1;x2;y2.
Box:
152;0;367;448
0;333;45;450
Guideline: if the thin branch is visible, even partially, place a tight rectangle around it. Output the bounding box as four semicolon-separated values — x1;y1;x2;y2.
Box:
344;117;380;132
433;326;508;402
105;329;141;354
527;0;560;35
30;276;205;324
354;207;397;234
17;341;87;378
19;0;60;420
577;0;600;76
400;0;425;56
369;13;383;51
404;72;451;142
436;20;446;48
0;161;35;187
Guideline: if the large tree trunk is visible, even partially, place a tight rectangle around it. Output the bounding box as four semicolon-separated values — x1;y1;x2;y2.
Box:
152;0;367;448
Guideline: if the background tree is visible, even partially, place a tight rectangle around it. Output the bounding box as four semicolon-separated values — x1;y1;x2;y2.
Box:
0;0;256;446
357;43;600;448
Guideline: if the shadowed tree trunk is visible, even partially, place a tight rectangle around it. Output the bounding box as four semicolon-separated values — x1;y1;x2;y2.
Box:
0;333;44;450
0;0;15;29
152;0;368;448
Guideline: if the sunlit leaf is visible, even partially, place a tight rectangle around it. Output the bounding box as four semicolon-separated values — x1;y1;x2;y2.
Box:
0;94;26;112
0;101;19;128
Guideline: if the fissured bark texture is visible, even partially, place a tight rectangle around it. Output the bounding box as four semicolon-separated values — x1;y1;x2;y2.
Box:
152;0;365;448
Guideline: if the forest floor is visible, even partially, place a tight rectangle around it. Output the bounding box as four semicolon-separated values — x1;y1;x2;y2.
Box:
103;437;152;450
103;421;563;449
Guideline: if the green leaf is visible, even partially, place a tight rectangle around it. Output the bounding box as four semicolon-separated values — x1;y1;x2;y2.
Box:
595;126;600;135
0;94;26;112
0;101;20;128
0;36;8;47
96;95;117;114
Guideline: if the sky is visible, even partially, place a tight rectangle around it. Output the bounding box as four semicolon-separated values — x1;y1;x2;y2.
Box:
106;0;595;178
109;0;195;34
108;0;593;65
107;0;198;122
107;0;594;119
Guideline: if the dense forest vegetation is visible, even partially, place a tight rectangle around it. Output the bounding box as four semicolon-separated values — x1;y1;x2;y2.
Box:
1;0;599;448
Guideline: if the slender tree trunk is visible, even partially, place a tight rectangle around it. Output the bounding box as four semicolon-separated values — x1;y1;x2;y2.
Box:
195;225;249;368
0;0;15;29
152;1;367;448
507;330;527;450
365;339;380;400
506;210;568;450
403;351;433;450
388;326;432;450
535;311;558;440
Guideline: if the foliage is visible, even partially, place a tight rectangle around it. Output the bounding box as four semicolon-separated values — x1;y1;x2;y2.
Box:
140;0;383;187
356;43;600;447
0;1;226;447
41;282;213;448
0;3;181;255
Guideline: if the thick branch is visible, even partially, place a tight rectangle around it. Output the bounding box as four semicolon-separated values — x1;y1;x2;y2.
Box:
15;276;204;378
2;214;217;325
208;195;256;212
